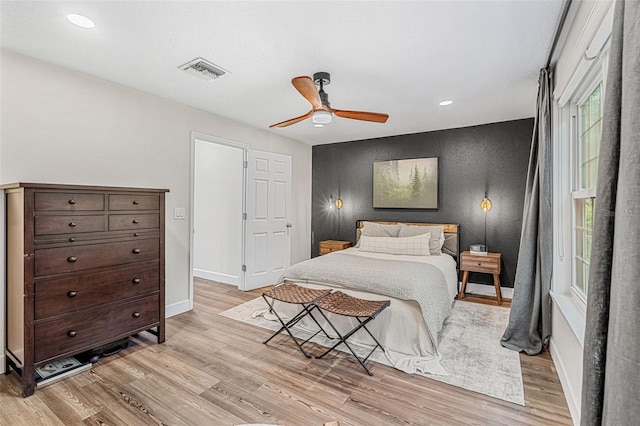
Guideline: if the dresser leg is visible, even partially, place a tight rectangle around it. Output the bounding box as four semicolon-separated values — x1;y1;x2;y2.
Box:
157;324;165;343
493;274;502;305
23;371;35;397
459;271;470;299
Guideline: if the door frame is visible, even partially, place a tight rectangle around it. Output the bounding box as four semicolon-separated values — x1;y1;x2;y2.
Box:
189;131;248;309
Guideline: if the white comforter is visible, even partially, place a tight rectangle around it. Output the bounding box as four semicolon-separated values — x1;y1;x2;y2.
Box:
276;248;458;375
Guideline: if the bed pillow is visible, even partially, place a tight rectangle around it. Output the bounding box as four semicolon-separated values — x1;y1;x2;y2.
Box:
356;221;402;247
398;225;444;255
358;233;431;256
361;221;402;237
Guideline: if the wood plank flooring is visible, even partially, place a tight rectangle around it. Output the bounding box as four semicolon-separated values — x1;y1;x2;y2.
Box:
1;279;572;425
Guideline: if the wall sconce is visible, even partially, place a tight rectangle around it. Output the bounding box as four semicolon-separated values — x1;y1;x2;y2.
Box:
330;193;343;239
472;192;492;253
481;192;492;248
329;194;343;210
480;193;492;213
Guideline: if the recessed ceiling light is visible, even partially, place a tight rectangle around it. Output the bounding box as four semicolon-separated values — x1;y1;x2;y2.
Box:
66;13;95;29
439;100;454;106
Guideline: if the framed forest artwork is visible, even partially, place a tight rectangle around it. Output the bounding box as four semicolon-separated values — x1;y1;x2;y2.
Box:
373;157;439;209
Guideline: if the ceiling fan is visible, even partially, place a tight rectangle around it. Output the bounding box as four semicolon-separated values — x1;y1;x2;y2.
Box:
269;72;389;128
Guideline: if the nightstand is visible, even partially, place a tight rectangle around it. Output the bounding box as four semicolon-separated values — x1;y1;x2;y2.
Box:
319;240;351;255
458;251;502;304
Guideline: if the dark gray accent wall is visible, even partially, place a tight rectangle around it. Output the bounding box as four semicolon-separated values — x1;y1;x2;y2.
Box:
311;118;534;288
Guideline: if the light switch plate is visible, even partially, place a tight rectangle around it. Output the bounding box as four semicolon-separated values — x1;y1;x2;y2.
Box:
174;207;186;220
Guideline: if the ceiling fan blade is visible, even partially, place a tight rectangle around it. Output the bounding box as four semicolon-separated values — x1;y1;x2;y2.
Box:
292;76;323;110
331;109;389;123
269;110;313;128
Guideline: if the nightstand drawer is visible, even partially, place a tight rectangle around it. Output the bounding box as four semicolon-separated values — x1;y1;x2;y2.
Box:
461;255;501;274
319;240;351;255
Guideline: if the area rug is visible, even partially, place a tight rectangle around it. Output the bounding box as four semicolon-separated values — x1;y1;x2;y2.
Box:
220;298;524;405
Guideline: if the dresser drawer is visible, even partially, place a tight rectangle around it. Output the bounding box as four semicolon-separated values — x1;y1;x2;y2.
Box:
35;229;160;246
35;193;105;211
34;294;159;363
109;194;159;211
461;255;501;273
35;215;106;236
35;262;160;320
109;214;160;231
35;238;159;277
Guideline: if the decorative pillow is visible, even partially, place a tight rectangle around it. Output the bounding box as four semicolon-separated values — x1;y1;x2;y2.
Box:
356;222;402;247
398;225;444;255
442;233;458;257
358;233;431;256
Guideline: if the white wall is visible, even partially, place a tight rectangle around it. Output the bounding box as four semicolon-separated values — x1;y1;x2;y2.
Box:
193;140;244;285
550;1;614;423
0;49;312;371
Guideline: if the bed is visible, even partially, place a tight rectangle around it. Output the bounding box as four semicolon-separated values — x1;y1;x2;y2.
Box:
272;221;460;376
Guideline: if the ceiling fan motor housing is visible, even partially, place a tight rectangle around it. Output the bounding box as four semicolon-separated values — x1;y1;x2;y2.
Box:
313;72;331;108
313;71;331;86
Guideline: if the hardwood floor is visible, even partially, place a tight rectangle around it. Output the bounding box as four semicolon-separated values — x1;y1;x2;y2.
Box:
1;279;572;425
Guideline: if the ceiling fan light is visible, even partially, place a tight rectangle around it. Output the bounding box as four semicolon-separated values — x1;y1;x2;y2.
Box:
312;110;332;125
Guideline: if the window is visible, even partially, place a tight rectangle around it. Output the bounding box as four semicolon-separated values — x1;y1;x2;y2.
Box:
572;81;603;300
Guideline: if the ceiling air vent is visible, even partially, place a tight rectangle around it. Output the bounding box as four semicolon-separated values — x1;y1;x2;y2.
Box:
179;57;228;82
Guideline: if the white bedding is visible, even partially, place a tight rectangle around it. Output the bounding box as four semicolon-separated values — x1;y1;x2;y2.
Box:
274;247;458;375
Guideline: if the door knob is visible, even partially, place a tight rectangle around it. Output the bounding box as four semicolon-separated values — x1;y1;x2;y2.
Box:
286;223;292;228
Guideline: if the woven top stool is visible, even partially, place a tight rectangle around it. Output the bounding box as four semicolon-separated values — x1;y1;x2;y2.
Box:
262;282;332;358
314;291;390;375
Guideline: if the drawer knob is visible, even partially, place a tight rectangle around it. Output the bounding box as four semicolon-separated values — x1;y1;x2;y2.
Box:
133;200;140;205
68;198;76;205
477;262;482;266
132;219;140;224
133;232;140;237
132;312;140;318
69;222;77;227
132;278;141;284
132;248;141;254
69;237;76;242
68;256;77;263
67;291;77;297
67;330;77;337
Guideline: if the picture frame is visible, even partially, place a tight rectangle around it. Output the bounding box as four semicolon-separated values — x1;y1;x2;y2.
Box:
373;157;439;209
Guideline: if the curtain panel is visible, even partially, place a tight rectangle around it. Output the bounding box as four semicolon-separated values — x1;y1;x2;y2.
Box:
581;0;640;424
501;68;553;355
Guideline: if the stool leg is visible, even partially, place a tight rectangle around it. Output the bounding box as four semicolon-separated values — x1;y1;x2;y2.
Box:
314;310;379;376
262;296;313;358
304;307;335;341
262;297;334;358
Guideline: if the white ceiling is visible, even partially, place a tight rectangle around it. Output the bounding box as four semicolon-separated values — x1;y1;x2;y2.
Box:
0;1;565;146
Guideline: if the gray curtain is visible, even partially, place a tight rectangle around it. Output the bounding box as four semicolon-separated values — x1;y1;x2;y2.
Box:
581;1;640;424
501;67;553;355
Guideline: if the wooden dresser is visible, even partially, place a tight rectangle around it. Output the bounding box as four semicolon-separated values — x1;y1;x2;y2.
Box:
3;183;168;397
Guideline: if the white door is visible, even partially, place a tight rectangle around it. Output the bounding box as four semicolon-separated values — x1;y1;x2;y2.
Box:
243;150;292;290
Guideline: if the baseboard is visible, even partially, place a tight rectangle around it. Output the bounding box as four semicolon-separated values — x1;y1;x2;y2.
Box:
165;299;191;318
193;268;239;286
463;281;514;299
550;339;580;425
